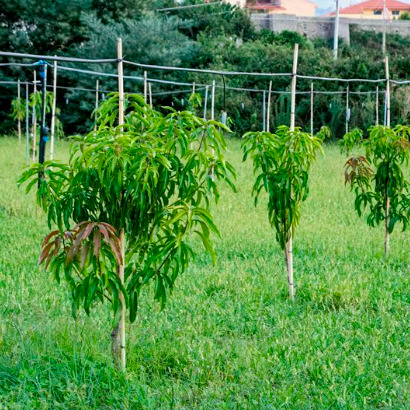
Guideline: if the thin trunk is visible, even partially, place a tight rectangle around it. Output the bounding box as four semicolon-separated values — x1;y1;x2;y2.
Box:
287;235;295;300
50;59;57;160
114;39;126;371
32;70;37;161
287;44;298;301
385;197;390;258
17;79;21;141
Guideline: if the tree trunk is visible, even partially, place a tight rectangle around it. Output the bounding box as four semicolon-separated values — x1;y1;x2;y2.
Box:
111;323;120;369
111;228;126;371
385;197;390;258
286;236;295;301
17;120;21;142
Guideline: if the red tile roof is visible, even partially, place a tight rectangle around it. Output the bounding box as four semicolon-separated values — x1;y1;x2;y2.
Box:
332;0;410;15
247;2;286;11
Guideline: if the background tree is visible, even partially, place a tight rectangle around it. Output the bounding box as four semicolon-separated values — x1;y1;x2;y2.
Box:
19;94;236;369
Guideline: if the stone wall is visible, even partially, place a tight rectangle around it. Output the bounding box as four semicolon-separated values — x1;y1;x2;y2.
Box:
251;14;410;44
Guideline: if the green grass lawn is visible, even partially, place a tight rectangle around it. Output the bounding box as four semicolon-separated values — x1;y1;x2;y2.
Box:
0;136;409;409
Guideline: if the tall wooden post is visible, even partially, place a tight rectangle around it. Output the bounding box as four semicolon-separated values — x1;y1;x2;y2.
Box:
148;82;153;108
116;38;126;371
384;56;391;258
211;80;216;179
287;43;299;301
25;82;29;164
346;85;350;134
266;81;272;133
203;85;209;120
310;83;314;136
375;85;379;126
94;80;99;131
143;71;148;103
50;60;57;160
17;79;21;141
382;0;387;54
211;80;215;121
31;70;37;161
333;0;340;60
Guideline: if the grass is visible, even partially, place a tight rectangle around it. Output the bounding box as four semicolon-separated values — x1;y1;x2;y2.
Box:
0;136;409;409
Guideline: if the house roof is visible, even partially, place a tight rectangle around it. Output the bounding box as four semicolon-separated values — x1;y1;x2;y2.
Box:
330;0;410;16
246;2;286;11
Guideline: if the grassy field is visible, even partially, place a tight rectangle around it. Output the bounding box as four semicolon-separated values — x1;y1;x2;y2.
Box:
0;136;409;409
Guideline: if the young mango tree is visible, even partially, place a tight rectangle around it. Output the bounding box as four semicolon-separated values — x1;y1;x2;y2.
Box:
19;93;236;370
342;125;410;257
11;96;26;139
242;126;323;300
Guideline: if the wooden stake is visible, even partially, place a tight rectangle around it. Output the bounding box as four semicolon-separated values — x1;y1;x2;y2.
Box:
143;71;148;103
192;82;196;95
17;79;21;141
211;80;215;121
385;57;391;127
50;60;57;160
116;38;126;371
375;85;379;126
267;81;272;133
262;90;266;132
310;83;314;136
203;85;209;120
31;70;37;161
148;82;152;109
384;56;391;258
25;82;29;164
94;80;99;131
211;80;216;180
346;85;349;134
287;43;299;301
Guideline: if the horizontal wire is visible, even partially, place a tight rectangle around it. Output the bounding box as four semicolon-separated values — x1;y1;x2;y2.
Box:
123;59;292;77
0;51;117;64
297;74;385;83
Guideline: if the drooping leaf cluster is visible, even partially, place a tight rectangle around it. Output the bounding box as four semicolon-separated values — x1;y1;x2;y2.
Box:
10;97;25;121
242;126;323;249
19;94;236;322
343;125;410;232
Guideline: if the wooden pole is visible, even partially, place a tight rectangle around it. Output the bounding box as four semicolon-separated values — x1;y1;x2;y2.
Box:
384;56;391;258
346;85;349;134
94;80;99;131
25;82;29;164
262;90;266;132
50;60;57;160
192;82;196;95
375;85;379;126
31;70;37;161
385;57;391;127
203;85;209;120
310;82;314;136
267;81;272;133
148;82;153;109
287;43;299;301
17;79;21;141
143;71;148;103
116;38;126;371
382;0;387;55
333;0;340;60
211;80;216;179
